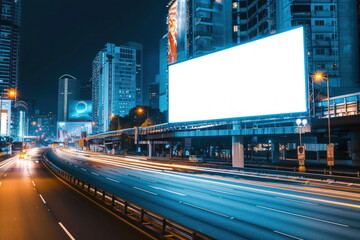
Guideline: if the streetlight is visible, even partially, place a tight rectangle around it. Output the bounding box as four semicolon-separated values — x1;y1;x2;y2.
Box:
137;107;149;119
313;72;334;170
296;118;307;172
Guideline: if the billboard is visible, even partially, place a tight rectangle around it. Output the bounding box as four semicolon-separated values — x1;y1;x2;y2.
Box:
168;0;187;64
169;27;307;123
68;100;92;121
0;100;11;136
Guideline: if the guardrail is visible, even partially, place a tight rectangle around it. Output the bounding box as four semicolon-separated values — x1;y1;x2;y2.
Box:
195;163;360;184
144;157;360;184
42;153;213;240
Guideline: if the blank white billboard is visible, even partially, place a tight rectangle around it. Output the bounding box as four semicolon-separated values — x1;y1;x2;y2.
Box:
169;27;307;123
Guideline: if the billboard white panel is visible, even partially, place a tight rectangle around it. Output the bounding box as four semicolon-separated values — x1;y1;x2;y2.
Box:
169;27;307;123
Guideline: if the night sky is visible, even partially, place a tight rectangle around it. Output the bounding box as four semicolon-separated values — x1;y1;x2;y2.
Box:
20;0;170;113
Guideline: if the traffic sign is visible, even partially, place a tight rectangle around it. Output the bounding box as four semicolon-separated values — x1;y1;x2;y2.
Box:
297;145;305;161
327;144;334;166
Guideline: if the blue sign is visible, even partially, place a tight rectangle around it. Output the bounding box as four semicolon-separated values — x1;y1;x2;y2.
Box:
68;100;92;121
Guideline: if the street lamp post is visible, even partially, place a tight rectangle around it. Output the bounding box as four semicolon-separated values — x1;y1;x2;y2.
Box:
313;72;334;171
296;118;307;172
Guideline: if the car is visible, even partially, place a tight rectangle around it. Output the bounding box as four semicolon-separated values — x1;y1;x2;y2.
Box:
188;155;204;163
18;153;28;159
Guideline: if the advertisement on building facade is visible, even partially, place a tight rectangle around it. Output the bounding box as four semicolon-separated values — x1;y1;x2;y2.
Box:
68;100;92;121
168;0;187;64
0;100;11;136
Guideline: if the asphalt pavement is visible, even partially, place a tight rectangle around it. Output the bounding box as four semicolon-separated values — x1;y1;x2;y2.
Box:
48;148;360;240
0;150;153;240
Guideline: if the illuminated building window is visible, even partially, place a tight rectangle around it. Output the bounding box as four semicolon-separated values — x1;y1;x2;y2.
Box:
232;2;238;8
233;25;239;32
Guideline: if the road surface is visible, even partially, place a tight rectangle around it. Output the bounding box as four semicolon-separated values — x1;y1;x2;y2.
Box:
0;150;153;240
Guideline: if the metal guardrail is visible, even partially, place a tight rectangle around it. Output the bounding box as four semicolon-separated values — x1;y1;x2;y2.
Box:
42;153;213;240
192;163;360;184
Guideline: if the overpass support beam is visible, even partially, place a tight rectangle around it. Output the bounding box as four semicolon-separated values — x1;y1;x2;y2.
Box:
351;130;360;166
272;141;280;164
148;141;153;158
232;136;244;168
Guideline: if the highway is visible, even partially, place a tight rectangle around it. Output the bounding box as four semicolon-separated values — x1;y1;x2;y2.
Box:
47;148;360;240
0;149;153;240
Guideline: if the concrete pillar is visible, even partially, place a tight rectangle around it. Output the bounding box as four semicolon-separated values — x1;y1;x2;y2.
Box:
232;136;244;168
169;140;173;158
351;130;360;166
271;141;280;164
148;140;153;158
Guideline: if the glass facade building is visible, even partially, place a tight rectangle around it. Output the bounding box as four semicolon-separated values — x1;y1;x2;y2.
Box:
232;0;359;92
57;74;80;122
0;0;21;97
92;43;143;133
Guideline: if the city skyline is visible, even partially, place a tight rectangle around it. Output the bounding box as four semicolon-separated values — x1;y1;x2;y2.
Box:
20;0;169;113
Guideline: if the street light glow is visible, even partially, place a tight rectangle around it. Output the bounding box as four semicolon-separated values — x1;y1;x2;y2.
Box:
8;88;17;99
137;108;144;114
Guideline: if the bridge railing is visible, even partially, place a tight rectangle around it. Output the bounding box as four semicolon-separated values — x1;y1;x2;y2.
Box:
315;92;360;118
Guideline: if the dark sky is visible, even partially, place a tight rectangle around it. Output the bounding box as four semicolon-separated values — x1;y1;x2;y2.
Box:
20;0;170;113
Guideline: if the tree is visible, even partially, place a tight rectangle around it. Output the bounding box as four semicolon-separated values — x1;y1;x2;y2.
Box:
109;115;122;131
141;118;156;127
108;106;168;131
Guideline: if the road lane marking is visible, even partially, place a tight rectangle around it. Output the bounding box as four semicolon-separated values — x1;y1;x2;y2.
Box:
180;201;232;219
91;172;99;176
42;159;156;240
39;194;46;204
0;158;15;169
275;197;318;205
32;180;36;187
0;182;2;187
4;173;7;177
58;222;75;240
106;177;120;183
212;189;253;199
149;186;186;196
257;205;349;227
139;177;157;183
133;187;157;195
274;230;303;240
81;168;87;171
158;172;360;209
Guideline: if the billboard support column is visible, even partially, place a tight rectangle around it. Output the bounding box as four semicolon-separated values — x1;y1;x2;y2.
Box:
232;136;244;168
148;140;153;158
271;141;280;164
351;130;360;166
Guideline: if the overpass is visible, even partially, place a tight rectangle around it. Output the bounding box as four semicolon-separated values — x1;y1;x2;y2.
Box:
84;92;360;167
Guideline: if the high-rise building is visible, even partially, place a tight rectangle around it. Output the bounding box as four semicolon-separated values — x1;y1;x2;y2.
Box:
0;0;21;97
29;110;56;140
126;42;144;106
159;33;169;112
167;0;233;64
232;0;359;93
57;74;80;122
92;42;143;133
149;75;160;110
12;100;29;141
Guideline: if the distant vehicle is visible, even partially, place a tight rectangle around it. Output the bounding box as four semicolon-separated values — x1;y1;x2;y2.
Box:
189;155;204;163
18;152;28;159
12;142;27;155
